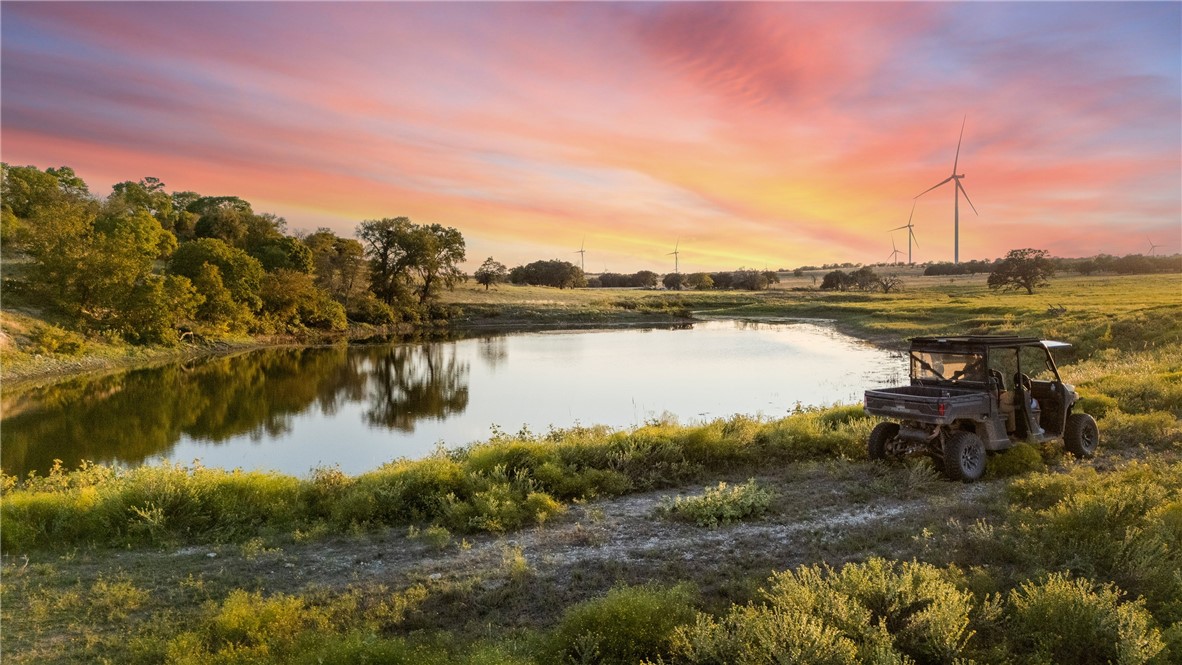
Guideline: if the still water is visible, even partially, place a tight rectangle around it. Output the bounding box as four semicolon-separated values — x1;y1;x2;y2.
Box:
1;320;906;477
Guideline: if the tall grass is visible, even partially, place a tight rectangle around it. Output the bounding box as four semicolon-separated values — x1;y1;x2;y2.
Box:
1;406;878;552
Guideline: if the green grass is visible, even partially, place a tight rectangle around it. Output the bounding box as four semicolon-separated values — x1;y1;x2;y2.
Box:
1;407;877;552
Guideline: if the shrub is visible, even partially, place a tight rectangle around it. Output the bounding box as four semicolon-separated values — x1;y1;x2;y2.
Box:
1006;573;1164;664
670;559;976;664
1076;393;1119;419
660;479;775;527
988;443;1044;477
1101;410;1181;451
29;324;86;355
545;583;697;665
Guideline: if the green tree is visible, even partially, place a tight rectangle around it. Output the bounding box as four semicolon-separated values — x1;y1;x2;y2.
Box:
169;238;266;313
357;217;415;307
663;272;685;290
110;177;177;231
685;272;714;290
474;257;508;290
988;248;1055;294
305;229;367;301
259;269;346;332
403;223;466;304
356;217;467;307
508;259;586;289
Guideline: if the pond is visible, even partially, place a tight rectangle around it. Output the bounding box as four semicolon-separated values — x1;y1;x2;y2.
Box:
1;320;907;478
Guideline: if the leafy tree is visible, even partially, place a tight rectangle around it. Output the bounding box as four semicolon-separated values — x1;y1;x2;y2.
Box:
259;269;347;332
190;262;251;333
119;274;203;345
509;260;586;288
404;223;466;304
820;270;851;291
169;238;266;313
685;272;714;290
474;257;508;290
253;235;314;273
988;248;1055;294
663;272;685;290
305;229;367;301
110;177;177;231
357;217;416;307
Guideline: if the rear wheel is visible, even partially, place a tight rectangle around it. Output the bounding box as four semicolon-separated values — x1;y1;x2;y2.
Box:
944;431;986;482
1064;413;1099;458
868;422;900;460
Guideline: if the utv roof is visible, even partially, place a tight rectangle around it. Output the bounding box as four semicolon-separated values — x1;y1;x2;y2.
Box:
909;336;1045;347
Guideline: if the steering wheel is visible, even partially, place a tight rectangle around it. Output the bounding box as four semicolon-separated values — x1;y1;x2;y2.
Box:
1014;373;1032;392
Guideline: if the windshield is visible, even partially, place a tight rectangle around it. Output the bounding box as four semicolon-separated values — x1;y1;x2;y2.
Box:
910;351;986;384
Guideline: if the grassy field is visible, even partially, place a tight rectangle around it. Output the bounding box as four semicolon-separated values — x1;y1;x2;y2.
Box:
3;272;1181;663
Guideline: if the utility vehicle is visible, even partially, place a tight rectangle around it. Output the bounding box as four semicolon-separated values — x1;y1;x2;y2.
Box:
863;336;1099;481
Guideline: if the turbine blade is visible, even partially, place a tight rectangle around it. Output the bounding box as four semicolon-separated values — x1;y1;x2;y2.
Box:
910;228;919;248
888;224;910;231
915;177;952;198
908;200;916;225
957;180;979;215
953;115;966;174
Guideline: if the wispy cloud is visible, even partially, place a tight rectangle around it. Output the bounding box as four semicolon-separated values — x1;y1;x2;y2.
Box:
3;2;1178;268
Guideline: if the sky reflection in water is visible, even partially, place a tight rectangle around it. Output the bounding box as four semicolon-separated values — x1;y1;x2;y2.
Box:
1;321;906;477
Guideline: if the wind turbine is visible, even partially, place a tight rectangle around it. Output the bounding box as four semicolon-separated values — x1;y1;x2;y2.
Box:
888;201;920;264
574;236;586;272
667;239;681;274
1148;238;1161;256
888;236;904;266
915;116;977;264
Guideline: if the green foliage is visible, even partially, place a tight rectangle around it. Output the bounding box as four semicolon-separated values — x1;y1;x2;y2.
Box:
1076;393;1120;418
988;443;1045;478
0;462;304;550
169;238;265;313
1005;573;1164;664
660;479;775;527
988;248;1055;295
1003;463;1182;624
1101;411;1182;451
474;257;509;290
545;583;697;665
669;558;976;664
357;216;467;309
508;259;587;289
28;324;87;355
259;269;347;332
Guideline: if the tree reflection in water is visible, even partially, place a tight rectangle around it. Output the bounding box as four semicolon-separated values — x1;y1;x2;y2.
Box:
360;343;469;431
1;341;473;477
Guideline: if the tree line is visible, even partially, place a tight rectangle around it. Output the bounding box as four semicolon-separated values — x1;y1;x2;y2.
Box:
1;164;466;345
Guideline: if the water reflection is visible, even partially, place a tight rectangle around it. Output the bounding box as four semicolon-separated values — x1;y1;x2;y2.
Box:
1;321;906;478
362;344;469;431
1;342;474;477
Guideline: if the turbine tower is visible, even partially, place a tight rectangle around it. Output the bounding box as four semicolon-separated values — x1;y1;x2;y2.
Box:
888;201;920;264
667;239;681;274
915;116;978;264
888;236;904;266
574;236;586;272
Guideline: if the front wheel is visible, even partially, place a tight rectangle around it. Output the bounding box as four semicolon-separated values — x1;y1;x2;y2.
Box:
1064;413;1099;458
868;422;900;460
944;431;986;482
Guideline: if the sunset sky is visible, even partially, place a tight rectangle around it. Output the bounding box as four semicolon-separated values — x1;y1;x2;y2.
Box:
3;2;1179;272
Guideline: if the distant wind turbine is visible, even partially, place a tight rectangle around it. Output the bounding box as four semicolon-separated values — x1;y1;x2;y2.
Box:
574;237;586;272
888;201;920;264
915;116;978;264
667;239;681;274
1148;238;1161;256
888;236;904;266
